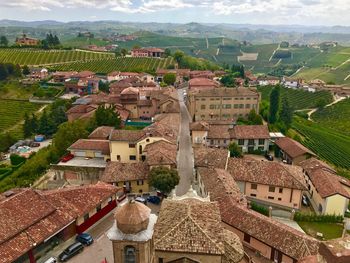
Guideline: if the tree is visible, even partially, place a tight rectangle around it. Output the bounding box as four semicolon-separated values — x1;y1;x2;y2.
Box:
22;65;30;75
23;113;32;138
121;48;128;57
132;45;141;49
14;64;22;77
247;109;263;125
0;64;8;80
173;50;185;64
228;142;243;158
149;166;180;194
98;80;110;93
0;36;8;47
38;110;55;136
279;97;293;128
50;106;67;130
316;98;328;109
163;73;176;86
164;48;171;57
269;85;280;124
95;105;121;128
53;120;89;156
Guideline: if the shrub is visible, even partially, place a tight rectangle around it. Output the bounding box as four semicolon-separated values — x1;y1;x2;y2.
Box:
10;154;26;166
251;202;269;216
294;212;343;223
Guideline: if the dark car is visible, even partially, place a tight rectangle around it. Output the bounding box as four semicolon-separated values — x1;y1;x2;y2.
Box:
58;242;84;262
76;233;94;246
265;153;274;161
147;195;161;205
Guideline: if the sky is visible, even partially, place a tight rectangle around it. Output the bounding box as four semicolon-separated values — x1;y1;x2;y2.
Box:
0;0;350;26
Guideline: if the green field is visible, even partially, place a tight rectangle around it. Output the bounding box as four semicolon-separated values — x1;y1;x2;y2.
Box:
312;98;350;136
257;86;333;110
0;49;114;65
0;99;42;133
298;221;343;240
50;57;174;74
292;117;350;169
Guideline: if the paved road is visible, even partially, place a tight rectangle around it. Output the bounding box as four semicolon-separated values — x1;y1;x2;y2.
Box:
176;89;194;196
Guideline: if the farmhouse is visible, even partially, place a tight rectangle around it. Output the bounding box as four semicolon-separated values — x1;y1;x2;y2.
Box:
131;47;165;58
188;77;220;91
15;34;39;46
187;87;260;121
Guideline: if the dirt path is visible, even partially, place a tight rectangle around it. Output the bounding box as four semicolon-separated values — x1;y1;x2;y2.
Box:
303;95;346;121
269;43;280;62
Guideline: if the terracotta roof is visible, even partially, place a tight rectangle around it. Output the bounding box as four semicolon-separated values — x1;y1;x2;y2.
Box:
194;146;229;169
88;126;114;140
109;129;145;142
190;121;210;131
275;137;315;159
101;162;149;183
207;125;231;139
300;159;350;199
73;71;95;78
226;157;306;190
199;167;320;260
108;71;120;77
115;200;150;234
189;77;219;89
143;140;177;166
154;199;225;255
191;87;259;97
230;125;270;139
66;104;97;114
68;139;110;155
0;183;119;263
121;87;139;95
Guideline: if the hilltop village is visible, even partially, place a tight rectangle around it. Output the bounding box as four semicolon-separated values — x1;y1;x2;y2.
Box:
0;34;349;263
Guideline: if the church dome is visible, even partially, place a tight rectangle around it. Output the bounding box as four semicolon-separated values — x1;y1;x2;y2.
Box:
115;200;151;234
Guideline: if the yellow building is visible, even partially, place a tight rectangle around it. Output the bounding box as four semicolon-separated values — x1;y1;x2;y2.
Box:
187;87;260;121
101;162;150;194
300;158;350;216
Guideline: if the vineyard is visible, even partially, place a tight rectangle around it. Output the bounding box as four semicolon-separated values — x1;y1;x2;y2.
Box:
51;57;175;74
293;117;350;169
0;99;42;133
0;49;114;65
257;86;333;110
312;98;350;136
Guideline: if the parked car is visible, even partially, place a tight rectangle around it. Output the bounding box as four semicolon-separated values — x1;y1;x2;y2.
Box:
76;233;94;246
147;195;161;205
60;153;74;163
135;196;147;205
30;142;40;147
59;242;84;262
43;257;57;263
265;153;274;161
302;195;310;206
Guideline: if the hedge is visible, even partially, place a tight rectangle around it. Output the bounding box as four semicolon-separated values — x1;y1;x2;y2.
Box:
251;202;269;216
294;212;343;223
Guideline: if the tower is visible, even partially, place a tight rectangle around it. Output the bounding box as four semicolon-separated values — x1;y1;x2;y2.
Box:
107;200;157;263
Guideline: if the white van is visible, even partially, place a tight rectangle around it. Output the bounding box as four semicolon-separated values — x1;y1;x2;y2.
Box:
43;257;57;263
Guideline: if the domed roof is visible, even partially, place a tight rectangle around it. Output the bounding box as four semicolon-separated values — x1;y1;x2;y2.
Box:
115;200;151;234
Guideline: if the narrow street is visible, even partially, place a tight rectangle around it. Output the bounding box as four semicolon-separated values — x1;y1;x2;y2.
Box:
176;88;194;196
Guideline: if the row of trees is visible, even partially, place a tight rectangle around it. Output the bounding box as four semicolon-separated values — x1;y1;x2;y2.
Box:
0;36;8;47
0;63;22;81
42;33;61;49
23;100;70;137
173;50;219;71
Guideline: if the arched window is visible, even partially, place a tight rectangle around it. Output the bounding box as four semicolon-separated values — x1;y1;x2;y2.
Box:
124;245;136;263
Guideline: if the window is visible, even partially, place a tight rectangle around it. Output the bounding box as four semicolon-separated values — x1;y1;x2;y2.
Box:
238;139;244;146
201;105;206;110
137;180;144;185
96;204;101;212
268;196;274;200
248;139;254;145
258;139;265;145
251;183;257;190
146;138;150;142
209;104;215;109
223;104;231;109
244;233;251;243
239;104;244;108
129;143;135;148
129;155;136;161
159;259;164;263
84;213;89;222
269;186;275;192
108;197;113;204
201;98;206;101
234;104;239;109
117;155;121;161
279;188;283;193
124;246;136;263
250;193;256;197
245;104;251;109
278;198;282;201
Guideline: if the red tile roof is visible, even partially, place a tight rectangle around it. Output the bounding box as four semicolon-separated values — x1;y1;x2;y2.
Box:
189;77;219;89
88;126;114;140
143;140;177;166
109;129;145;142
189;121;210;131
230;125;270;139
198;167;320;260
300;158;350;199
101;162;149;183
68;139;110;155
275;137;315;159
194;146;229;169
227;157;306;190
